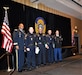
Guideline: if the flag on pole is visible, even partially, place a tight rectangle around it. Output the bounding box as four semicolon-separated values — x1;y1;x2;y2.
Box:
1;9;13;53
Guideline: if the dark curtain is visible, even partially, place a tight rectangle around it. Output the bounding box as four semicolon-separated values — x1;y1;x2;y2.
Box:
55;15;71;46
25;6;71;46
0;1;71;69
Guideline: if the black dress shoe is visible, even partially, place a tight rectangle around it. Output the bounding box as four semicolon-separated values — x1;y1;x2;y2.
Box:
55;61;58;63
36;65;40;68
27;68;32;71
31;67;36;70
18;70;22;72
59;60;62;62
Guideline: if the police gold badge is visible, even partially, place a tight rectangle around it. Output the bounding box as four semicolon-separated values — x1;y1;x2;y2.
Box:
35;17;46;34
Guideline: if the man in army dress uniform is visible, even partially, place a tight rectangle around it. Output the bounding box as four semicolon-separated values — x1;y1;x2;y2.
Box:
13;23;25;72
36;26;48;66
46;30;54;64
25;27;36;71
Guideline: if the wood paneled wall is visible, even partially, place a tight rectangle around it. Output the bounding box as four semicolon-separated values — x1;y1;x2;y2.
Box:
13;0;82;52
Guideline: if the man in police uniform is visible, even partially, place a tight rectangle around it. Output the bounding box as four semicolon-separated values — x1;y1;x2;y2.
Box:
54;30;63;62
46;30;54;64
13;23;25;72
36;25;48;66
25;27;36;71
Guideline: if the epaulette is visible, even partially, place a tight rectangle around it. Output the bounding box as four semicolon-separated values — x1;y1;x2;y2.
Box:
46;34;48;37
43;33;46;36
59;36;62;38
25;34;28;37
14;29;18;32
34;34;36;37
25;34;28;39
51;35;54;39
36;33;39;36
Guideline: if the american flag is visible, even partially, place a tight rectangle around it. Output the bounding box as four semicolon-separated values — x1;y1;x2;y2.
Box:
1;10;13;53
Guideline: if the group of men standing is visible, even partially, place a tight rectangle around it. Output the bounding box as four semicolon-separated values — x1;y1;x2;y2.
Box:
13;23;63;72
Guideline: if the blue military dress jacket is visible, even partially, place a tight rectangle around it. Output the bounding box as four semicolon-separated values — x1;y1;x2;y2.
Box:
13;29;25;50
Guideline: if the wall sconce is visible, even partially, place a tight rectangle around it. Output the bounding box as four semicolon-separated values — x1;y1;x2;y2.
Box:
74;25;78;34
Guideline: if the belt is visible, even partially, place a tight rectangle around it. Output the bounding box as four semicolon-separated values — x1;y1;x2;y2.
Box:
38;42;42;44
47;42;52;45
28;44;34;46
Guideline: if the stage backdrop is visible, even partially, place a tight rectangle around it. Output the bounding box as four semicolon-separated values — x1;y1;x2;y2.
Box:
0;1;71;69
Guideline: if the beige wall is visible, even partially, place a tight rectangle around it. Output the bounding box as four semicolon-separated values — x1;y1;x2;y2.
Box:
13;0;82;52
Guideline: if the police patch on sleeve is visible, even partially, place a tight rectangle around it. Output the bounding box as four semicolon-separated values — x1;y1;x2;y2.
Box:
35;17;46;34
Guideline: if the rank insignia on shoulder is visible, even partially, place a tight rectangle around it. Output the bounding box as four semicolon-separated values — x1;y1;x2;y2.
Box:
43;34;45;36
25;34;28;39
34;34;36;37
37;34;39;36
46;34;48;37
